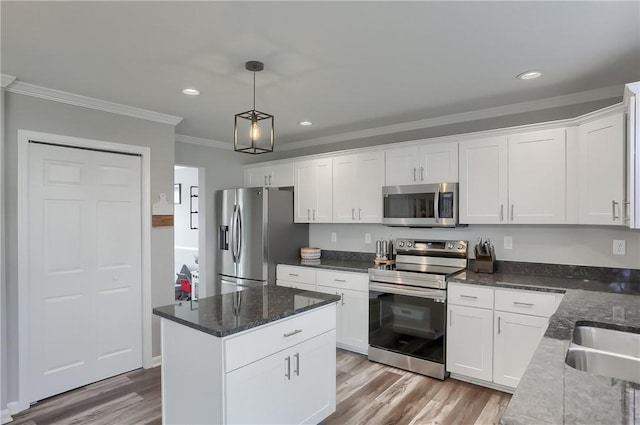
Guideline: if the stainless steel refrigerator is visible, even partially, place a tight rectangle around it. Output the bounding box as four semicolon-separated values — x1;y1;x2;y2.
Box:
216;187;308;294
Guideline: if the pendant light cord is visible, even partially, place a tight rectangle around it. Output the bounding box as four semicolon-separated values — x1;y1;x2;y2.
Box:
253;71;256;111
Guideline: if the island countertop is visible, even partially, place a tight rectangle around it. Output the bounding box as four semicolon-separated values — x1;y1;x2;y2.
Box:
153;285;341;338
449;269;640;425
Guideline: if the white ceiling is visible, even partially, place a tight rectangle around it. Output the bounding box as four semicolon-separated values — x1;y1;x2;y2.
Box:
2;1;639;148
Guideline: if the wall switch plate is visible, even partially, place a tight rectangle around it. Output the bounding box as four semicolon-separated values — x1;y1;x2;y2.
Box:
365;233;372;244
331;232;337;243
504;236;513;250
613;240;626;255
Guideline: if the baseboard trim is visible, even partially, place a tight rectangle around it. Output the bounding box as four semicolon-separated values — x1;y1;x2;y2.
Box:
151;355;162;368
449;373;515;394
1;409;13;424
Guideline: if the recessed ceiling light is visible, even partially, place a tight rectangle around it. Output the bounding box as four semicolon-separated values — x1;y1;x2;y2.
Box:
516;71;542;80
182;88;200;96
299;121;313;126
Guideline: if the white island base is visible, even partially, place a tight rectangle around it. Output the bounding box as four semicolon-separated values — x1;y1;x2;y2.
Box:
160;304;337;425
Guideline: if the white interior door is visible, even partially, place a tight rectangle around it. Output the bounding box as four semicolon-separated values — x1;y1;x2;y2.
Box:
29;142;142;402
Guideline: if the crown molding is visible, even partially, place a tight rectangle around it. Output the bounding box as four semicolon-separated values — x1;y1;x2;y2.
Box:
175;134;232;150
1;74;17;88
278;84;623;152
4;80;183;126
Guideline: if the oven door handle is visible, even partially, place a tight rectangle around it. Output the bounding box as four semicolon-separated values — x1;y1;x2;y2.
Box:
369;282;446;302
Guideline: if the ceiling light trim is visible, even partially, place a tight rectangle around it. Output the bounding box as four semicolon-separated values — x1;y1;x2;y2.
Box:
5;80;183;126
1;74;17;88
278;84;623;152
176;134;233;150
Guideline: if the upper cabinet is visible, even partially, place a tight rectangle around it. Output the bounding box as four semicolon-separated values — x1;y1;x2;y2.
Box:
626;83;639;229
244;163;294;188
294;158;332;223
459;129;566;225
385;142;458;186
577;113;625;225
332;152;384;223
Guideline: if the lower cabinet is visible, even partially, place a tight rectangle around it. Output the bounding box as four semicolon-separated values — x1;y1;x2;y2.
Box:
276;264;369;354
447;304;494;382
226;330;336;425
446;282;562;391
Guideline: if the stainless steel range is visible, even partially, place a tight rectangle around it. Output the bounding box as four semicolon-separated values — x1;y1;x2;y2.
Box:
368;239;468;379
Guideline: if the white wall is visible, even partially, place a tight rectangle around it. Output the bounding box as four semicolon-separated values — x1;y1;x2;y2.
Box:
310;223;640;269
2;93;176;406
174;142;250;296
174;166;199;275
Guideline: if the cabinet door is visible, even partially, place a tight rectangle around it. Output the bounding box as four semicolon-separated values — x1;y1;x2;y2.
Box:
316;285;343;343
339;288;369;352
419;142;459;183
356;152;384;223
226;348;290;424
294;161;314;223
332;155;358;223
287;330;337;424
446;304;493;381
578;114;625;225
385;146;419;186
269;163;294;187
458;137;508;224
313;158;333;223
245;166;267;187
508;129;566;224
493;311;548;388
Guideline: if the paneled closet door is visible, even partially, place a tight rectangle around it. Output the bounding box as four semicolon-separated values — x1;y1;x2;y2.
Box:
28;142;142;402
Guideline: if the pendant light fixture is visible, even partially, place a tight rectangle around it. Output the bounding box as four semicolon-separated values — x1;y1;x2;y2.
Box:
234;60;274;154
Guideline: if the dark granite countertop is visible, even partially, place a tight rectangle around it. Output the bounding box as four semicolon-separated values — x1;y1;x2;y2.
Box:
153;285;340;338
451;269;640;425
278;258;372;273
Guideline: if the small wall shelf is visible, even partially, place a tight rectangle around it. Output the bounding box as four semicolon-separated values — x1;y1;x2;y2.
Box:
190;186;199;230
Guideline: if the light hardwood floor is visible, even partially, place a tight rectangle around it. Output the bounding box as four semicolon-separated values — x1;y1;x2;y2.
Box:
12;349;510;425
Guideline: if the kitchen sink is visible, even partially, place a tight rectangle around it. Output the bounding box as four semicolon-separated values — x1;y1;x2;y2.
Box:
565;324;640;384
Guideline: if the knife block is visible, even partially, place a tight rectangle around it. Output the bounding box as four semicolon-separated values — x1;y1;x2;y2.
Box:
473;246;496;273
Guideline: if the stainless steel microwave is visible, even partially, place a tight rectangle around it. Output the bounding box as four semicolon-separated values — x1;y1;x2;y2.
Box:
382;183;460;227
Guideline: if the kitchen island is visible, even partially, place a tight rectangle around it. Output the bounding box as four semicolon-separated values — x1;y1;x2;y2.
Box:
449;268;640;425
153;285;340;425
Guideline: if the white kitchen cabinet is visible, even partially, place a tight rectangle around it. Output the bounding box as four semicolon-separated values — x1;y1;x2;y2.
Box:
508;129;566;224
493;311;548;388
447;303;494;382
294;158;332;223
459;129;566;225
458;136;508;224
245;162;294;188
276;280;316;292
385;142;458;186
226;330;336;425
625;82;639;229
332;152;384;223
578;113;625;225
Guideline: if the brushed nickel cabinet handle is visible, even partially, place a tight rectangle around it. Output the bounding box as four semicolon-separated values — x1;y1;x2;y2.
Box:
500;204;504;221
513;301;534;307
352;208;356;220
413;168;417;182
358;208;362;220
510;204;514;221
264;175;268;186
269;175;272;186
420;166;424;181
341;293;345;306
334;279;346;282
312;209;316;221
612;200;619;221
460;294;478;299
283;329;302;338
498;316;502;334
307;209;310;221
288;273;299;277
285;356;291;380
294;353;300;376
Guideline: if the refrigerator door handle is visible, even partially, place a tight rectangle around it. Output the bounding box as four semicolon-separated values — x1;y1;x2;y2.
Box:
230;204;238;262
236;205;243;263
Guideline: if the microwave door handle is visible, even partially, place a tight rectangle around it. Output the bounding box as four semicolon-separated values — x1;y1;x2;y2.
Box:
434;186;440;222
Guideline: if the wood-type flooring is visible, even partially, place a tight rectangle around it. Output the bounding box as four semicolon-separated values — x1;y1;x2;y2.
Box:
11;349;510;425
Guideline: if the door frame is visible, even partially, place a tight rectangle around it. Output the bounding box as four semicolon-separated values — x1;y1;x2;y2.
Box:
16;129;153;411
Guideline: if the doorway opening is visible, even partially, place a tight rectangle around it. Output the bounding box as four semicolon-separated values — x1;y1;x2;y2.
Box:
174;165;202;301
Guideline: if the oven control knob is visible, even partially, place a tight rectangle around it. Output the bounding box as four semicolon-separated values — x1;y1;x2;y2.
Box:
457;243;464;249
397;241;405;247
407;242;412;247
447;243;454;249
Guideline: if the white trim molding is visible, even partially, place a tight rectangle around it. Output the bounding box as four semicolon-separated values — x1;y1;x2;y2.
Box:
151;356;162;368
1;74;16;88
175;134;232;150
16;130;153;414
1;409;13;424
6;80;182;126
278;84;623;152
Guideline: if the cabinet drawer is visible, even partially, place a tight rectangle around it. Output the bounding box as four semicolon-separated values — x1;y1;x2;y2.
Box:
277;265;316;285
494;288;557;317
224;304;336;372
276;280;316;292
316;269;368;292
448;283;494;309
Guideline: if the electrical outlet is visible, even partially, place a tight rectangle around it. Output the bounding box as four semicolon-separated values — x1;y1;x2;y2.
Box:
613;240;626;255
504;236;513;250
331;232;337;243
365;233;372;244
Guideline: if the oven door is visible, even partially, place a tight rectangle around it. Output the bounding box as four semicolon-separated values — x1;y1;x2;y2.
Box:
369;282;447;365
382;183;458;227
